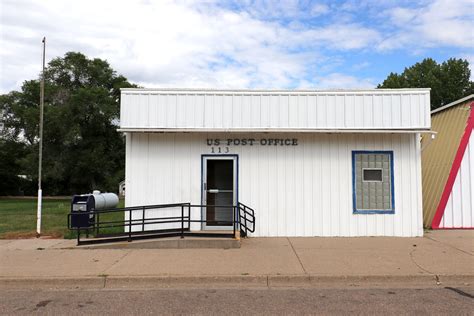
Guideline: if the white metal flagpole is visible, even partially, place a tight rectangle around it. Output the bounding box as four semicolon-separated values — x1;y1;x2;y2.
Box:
36;37;46;238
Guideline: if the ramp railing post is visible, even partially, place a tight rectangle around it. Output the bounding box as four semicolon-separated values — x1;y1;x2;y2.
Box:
243;205;248;237
233;206;236;238
188;203;191;231
128;208;132;242
142;206;145;232
95;211;99;237
181;205;184;239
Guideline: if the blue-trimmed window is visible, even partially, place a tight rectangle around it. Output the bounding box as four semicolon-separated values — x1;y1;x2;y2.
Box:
352;151;395;214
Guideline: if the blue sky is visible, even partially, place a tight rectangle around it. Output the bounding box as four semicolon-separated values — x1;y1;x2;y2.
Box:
0;0;473;93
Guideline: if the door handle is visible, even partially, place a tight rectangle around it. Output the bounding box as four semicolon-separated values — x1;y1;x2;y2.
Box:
208;189;219;193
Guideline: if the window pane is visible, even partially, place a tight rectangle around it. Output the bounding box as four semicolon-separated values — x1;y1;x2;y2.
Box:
363;169;382;181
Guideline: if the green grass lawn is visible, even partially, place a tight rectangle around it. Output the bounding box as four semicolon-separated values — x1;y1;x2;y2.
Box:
0;197;125;239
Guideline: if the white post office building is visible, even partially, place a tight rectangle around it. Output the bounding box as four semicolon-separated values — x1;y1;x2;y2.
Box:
119;88;431;237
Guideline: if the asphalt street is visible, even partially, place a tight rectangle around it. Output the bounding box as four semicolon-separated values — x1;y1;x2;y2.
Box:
1;287;473;315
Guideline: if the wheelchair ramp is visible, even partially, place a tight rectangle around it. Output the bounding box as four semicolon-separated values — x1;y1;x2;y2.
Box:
76;235;240;249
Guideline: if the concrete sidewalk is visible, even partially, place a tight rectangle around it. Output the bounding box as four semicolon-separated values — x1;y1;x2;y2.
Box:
0;231;472;289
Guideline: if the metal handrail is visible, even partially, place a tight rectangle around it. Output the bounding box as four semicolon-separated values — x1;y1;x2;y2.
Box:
68;202;255;246
237;202;255;237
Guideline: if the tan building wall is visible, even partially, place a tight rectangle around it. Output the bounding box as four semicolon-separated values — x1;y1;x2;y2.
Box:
422;98;472;227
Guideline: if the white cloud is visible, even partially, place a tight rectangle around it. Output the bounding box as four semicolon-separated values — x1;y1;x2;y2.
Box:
1;0;472;94
236;0;329;20
379;0;474;50
304;23;381;50
352;61;370;70
310;3;330;16
0;0;380;93
313;73;375;89
459;53;474;80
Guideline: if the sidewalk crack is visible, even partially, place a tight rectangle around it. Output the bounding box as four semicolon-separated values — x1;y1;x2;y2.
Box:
425;236;472;256
102;250;132;274
409;247;440;284
287;238;307;275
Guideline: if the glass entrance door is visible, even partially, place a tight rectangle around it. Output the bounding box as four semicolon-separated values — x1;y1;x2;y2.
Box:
202;156;236;230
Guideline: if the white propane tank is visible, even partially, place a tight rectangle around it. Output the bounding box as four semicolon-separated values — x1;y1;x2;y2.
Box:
92;191;119;210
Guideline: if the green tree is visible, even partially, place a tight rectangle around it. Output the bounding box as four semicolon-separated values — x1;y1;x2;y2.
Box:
0;52;136;195
0;92;35;195
0;139;32;195
378;58;474;110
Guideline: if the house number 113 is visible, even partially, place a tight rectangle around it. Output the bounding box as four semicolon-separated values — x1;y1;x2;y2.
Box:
211;146;229;154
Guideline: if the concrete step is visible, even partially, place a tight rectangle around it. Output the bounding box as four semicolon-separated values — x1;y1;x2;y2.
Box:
77;237;241;249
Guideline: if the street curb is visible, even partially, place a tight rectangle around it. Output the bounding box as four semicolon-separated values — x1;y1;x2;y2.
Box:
0;277;106;290
105;275;268;288
1;274;472;290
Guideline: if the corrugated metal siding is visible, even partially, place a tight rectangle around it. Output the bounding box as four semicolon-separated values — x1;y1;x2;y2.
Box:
439;129;474;228
120;90;431;131
125;133;423;237
421;102;471;227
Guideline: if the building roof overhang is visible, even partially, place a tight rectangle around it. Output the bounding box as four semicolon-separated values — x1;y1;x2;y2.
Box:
118;128;431;134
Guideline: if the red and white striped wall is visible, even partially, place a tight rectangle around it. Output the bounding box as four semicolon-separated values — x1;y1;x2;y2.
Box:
432;102;474;229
